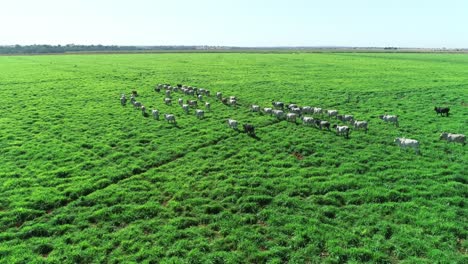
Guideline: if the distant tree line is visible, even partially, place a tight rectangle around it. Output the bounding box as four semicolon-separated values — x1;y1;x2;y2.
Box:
0;44;209;54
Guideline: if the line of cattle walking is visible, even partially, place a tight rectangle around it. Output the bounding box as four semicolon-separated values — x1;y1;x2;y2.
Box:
119;84;465;154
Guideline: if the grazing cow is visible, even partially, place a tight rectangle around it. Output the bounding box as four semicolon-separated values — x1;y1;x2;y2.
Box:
182;104;190;114
272;101;284;109
133;101;142;109
130;95;136;103
205;90;210;97
141;105;146;115
318;120;330;130
229;99;237;106
327;110;338;118
440;132;466;145
177;84;182;88
379;115;399;127
187;99;198;108
164;114;176;123
178;98;184;106
302;106;313;114
263;108;273;115
120;95;127;106
290;107;302;115
272;109;284;119
205;102;210;111
227;119;238;130
337;114;354;123
164;98;172;105
216;92;222;100
165;90;171;98
351;120;368;133
287;104;298;110
243;124;256;136
251;105;261;112
313;107;323;115
132;90;138;97
155;84;162;92
152;109;159;120
394;137;420;154
434;107;450;117
229;96;237;101
286;113;298;123
221;98;228;105
333;124;350;138
301;116;314;126
198;94;203;101
195;109;205;119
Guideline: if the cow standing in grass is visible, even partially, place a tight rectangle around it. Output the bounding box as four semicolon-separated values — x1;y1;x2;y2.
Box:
195;109;205;119
227;119;238;130
164;114;176;124
379;115;399;127
434;107;450;117
351;120;368;133
394;137;420;154
152;109;159;120
120;94;127;106
333;124;350;138
440;132;465;145
243;124;256;137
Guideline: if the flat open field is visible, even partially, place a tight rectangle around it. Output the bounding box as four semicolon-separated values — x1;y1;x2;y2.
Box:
0;53;466;263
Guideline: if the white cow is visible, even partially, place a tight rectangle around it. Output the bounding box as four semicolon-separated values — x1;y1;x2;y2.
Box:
327;110;338;118
152;109;159;120
164;98;172;105
227;119;238;130
380;115;399;127
440;132;466;145
301;116;314;126
333;125;350;138
164;114;176;123
272;109;284;119
302;106;312;114
205;102;211;111
178;98;184;106
229;99;237;106
165;90;171;97
290;107;302;115
216;92;222;100
182;104;190;114
198;94;203;101
251;105;261;112
229;96;237;100
195;109;205;119
263;107;273;115
286;113;297;123
394;138;420;154
141;105;146;115
313;107;323;115
338;114;354;123
351;120;368;133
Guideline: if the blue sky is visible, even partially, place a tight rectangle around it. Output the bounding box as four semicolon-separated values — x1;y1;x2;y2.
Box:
1;0;467;48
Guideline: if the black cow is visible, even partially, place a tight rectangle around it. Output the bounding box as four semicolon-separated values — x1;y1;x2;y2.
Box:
434;107;450;117
243;124;256;136
131;90;138;97
177;84;182;88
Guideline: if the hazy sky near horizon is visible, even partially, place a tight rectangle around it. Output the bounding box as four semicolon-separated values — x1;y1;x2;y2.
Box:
1;0;467;48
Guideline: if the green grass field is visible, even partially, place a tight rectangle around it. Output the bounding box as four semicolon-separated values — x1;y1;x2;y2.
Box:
0;53;466;263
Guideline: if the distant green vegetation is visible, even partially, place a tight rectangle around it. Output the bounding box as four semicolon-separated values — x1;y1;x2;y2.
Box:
0;53;466;263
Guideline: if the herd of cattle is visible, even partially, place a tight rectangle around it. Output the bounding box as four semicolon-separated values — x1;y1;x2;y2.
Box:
119;84;465;154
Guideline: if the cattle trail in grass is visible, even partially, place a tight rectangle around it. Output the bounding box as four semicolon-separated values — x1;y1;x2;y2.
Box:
0;53;466;263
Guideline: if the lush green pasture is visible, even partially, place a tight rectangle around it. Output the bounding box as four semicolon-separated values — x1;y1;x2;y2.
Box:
0;53;466;263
